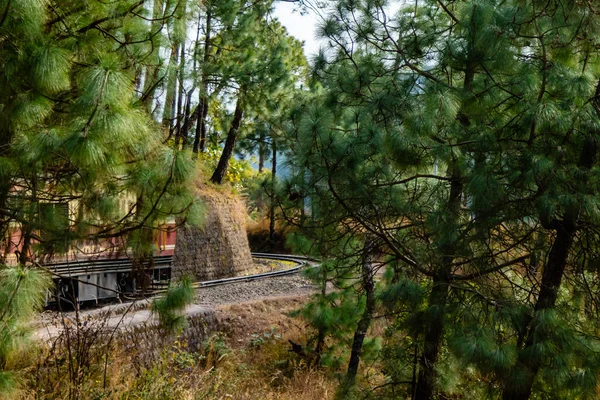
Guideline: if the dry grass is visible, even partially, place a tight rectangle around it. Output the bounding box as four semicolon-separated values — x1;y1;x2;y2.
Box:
246;218;292;253
241;259;297;276
17;295;338;400
215;296;310;348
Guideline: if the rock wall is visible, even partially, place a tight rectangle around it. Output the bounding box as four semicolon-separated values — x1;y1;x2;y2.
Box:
172;188;254;281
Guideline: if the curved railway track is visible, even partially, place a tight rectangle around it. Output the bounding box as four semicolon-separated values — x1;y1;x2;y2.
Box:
37;253;318;340
141;253;316;297
190;253;314;289
46;253;315;299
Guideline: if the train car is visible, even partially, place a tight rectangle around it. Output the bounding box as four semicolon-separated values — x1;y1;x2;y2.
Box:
46;222;177;306
1;204;178;306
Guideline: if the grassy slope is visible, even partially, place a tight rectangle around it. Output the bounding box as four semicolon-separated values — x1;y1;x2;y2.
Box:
17;296;337;400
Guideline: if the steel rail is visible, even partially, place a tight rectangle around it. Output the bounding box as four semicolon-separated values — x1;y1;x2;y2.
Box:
188;253;311;289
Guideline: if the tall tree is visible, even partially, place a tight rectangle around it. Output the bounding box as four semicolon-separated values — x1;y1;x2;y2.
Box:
205;5;305;184
0;0;200;266
0;0;201;394
284;0;600;398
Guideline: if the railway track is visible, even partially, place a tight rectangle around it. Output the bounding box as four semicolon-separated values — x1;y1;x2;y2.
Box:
45;253;316;306
37;253;317;340
191;253;313;289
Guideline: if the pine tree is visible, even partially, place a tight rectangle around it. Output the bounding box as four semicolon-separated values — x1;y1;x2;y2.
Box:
186;1;306;184
0;266;51;395
0;0;201;304
283;0;600;398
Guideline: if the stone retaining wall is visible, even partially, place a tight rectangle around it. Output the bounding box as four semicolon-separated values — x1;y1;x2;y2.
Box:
172;188;253;281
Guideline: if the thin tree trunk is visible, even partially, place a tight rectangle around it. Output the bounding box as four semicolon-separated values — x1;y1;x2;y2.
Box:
346;242;375;384
192;99;204;153
299;169;307;226
411;342;419;399
19;175;37;265
199;100;209;152
414;165;461;400
258;128;266;173
413;27;476;396
180;9;203;150
501;226;575;400
181;90;194;149
314;265;327;366
193;8;212;154
174;43;186;148
414;275;450;400
162;42;179;133
141;0;165;114
184;104;200;140
269;138;277;243
0;124;13;243
210;97;243;184
254;128;266;213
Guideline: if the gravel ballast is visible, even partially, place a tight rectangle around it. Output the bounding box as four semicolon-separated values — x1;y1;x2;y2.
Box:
196;274;315;305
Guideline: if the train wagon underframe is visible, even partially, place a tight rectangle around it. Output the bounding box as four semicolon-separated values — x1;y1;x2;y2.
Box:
45;256;173;308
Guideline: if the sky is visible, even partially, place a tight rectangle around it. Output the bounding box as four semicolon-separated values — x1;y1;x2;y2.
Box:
273;1;403;60
273;2;321;59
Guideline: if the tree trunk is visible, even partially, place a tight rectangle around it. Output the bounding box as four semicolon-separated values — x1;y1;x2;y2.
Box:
414;275;450;400
345;242;376;384
0;97;18;252
199;100;209;152
19;175;37;265
210;97;243;184
414;164;462;400
192;99;204;153
501;224;575;400
166;0;187;138
180;9;203;150
413;31;475;397
162;42;179;133
254;128;266;213
0;142;12;243
314;265;327;366
141;0;165;114
501;135;596;400
129;194;154;292
258;128;266;173
180;90;194;149
192;9;212;154
269;138;277;243
174;43;186;148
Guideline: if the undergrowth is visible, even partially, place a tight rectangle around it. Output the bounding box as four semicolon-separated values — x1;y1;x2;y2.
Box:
18;322;336;400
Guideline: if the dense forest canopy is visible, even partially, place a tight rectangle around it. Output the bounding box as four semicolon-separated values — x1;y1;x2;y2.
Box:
0;0;304;393
2;0;600;399
283;0;600;399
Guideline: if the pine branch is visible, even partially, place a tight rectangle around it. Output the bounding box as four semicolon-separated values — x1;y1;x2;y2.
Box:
321;151;431;277
0;0;11;29
76;0;146;35
436;0;459;24
453;255;531;281
373;174;452;187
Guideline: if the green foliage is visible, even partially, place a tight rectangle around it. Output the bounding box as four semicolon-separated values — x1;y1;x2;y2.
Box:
0;266;51;395
0;0;201;267
379;272;426;313
151;276;195;333
185;0;307;183
201;145;256;188
282;0;600;397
